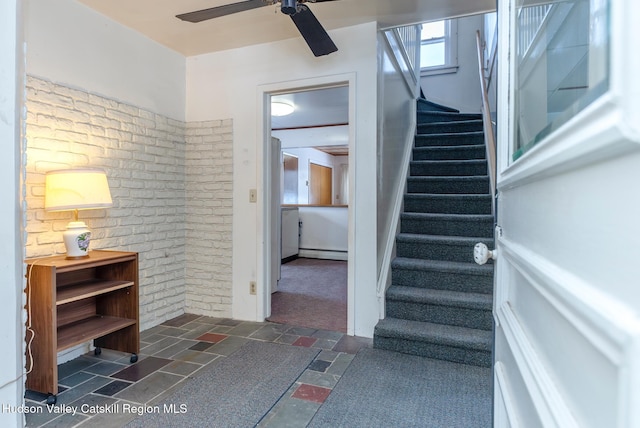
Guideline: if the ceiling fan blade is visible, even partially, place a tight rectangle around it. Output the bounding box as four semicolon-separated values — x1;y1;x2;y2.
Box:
176;0;268;23
289;4;338;57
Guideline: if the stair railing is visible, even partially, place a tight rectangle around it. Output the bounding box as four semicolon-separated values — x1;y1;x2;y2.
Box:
475;30;497;216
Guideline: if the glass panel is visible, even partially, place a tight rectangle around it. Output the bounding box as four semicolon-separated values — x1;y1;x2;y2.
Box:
513;0;610;161
421;42;445;68
422;21;445;40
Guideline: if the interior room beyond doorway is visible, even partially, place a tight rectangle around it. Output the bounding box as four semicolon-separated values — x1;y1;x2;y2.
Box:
268;85;349;333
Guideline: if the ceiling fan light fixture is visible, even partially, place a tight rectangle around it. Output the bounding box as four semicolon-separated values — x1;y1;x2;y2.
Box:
271;101;295;116
281;0;298;15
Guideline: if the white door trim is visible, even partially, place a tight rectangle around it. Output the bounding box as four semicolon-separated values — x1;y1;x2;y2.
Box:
256;73;356;335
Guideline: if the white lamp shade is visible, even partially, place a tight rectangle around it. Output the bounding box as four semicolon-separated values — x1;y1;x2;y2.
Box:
45;168;113;212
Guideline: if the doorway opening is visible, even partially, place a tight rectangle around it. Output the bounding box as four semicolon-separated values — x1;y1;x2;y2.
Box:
264;84;350;333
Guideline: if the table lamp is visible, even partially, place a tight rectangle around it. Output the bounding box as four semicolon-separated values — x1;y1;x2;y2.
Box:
45;168;113;259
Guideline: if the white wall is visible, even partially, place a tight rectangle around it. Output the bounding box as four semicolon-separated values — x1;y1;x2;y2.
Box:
23;0;190;337
25;0;186;121
24;77;187;332
186;22;379;336
0;1;25;425
421;14;483;113
298;206;348;252
376;28;420;305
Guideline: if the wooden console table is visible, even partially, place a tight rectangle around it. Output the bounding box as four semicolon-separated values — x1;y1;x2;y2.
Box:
25;250;139;403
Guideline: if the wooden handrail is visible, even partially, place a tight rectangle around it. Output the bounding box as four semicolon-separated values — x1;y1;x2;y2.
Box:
476;30;497;216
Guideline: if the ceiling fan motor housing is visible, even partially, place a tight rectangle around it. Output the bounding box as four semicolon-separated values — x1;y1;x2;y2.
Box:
281;0;298;15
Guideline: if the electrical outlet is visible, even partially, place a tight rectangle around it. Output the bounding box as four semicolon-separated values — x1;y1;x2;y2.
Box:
249;281;257;295
249;189;257;203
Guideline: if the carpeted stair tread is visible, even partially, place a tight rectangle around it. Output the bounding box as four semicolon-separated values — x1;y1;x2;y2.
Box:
418;120;483;134
385;286;493;330
410;160;488;177
387;286;492;311
391;257;493;276
404;193;492;214
415;132;484;147
418;111;482;123
400;212;494;237
375;317;492;352
407;176;490;194
396;233;494;246
412;144;486;161
395;233;494;262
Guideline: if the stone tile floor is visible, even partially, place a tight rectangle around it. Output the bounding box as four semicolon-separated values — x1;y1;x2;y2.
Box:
23;314;372;427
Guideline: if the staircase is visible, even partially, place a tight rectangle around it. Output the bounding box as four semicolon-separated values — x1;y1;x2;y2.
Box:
373;99;495;368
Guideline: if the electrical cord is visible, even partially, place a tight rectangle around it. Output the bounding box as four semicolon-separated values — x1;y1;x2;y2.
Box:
0;259;38;391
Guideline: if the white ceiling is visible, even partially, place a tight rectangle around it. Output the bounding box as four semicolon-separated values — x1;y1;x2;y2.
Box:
73;0;494;139
76;0;496;56
271;86;348;129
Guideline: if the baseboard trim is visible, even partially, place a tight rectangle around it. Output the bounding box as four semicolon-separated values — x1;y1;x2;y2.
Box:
298;249;347;261
281;255;298;264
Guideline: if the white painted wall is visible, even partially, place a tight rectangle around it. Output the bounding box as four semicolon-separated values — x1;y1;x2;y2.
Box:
0;0;25;426
24;77;188;334
25;0;186;121
298;206;348;253
186;22;379;336
376;28;420;307
421;14;483;113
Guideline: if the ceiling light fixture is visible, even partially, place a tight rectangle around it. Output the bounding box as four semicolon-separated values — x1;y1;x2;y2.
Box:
271;101;295;117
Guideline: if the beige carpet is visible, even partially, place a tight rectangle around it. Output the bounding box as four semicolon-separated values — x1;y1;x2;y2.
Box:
269;258;347;332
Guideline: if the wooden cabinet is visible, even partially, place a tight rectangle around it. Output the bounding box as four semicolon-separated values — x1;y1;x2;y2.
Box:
25;250;139;399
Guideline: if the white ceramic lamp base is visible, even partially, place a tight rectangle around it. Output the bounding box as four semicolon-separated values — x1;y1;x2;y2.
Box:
63;221;92;259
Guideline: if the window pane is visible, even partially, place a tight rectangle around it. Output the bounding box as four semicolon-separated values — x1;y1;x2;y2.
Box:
513;0;610;161
421;21;445;40
421;42;445;68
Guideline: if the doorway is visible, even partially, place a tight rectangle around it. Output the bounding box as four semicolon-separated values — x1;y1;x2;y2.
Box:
265;84;350;333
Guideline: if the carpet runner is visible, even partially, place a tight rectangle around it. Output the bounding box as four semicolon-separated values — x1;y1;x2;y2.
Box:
373;99;494;367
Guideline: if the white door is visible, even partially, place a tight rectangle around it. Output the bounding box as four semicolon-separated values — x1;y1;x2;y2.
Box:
493;0;640;426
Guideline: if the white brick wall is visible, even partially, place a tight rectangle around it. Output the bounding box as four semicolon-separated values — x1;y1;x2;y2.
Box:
25;76;192;330
184;120;233;317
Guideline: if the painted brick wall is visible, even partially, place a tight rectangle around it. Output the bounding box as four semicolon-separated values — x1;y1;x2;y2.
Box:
24;76;188;330
184;120;233;317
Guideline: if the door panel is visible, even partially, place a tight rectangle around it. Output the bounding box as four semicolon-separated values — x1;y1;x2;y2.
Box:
494;0;640;426
309;163;332;205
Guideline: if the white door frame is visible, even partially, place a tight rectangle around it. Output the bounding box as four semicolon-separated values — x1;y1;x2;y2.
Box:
256;74;356;335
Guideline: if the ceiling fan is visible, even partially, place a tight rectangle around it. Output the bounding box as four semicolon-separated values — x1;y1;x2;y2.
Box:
176;0;339;57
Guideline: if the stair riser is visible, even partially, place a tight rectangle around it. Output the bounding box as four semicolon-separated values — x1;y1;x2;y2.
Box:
386;300;493;330
418;121;484;134
404;195;492;215
418;112;482;123
396;239;494;263
373;336;491;367
413;146;486;161
415;133;484;147
391;266;493;294
407;178;490;194
400;215;494;237
410;162;487;177
417;99;459;113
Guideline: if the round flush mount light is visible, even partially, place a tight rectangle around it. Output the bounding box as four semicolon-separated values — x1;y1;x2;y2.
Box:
271;101;295;116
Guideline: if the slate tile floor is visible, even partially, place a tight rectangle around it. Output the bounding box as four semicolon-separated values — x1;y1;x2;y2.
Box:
24;314;372;427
